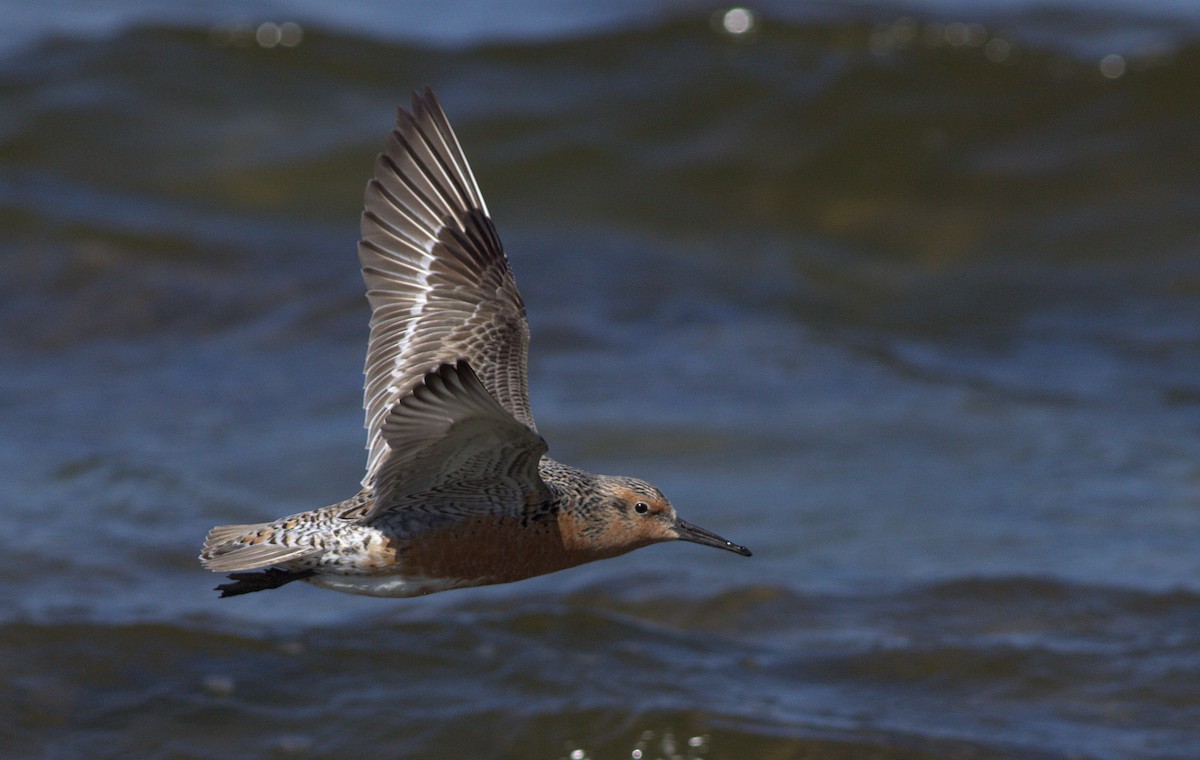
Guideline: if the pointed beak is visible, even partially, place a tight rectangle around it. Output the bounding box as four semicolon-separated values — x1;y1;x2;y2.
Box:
674;519;752;557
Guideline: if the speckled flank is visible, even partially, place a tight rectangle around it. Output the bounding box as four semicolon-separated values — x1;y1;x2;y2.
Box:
198;88;750;599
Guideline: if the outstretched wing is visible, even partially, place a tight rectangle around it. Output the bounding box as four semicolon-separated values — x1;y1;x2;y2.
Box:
358;87;534;488
362;361;550;522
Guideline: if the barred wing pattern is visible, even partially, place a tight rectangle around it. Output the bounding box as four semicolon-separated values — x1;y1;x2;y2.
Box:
358;87;535;490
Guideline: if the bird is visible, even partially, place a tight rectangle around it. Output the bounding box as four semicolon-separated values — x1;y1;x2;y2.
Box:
199;87;751;598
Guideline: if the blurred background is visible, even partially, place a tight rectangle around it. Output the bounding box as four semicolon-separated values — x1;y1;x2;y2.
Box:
2;1;1199;758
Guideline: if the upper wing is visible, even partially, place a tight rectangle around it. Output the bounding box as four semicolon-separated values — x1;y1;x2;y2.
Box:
362;361;549;522
358;87;534;488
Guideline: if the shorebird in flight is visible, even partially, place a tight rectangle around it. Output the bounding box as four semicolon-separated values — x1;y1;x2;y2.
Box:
200;88;750;598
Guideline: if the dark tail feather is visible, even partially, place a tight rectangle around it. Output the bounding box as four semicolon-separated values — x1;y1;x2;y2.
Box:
215;568;315;598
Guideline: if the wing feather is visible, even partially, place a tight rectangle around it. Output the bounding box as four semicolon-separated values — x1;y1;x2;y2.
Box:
362;361;549;522
358;87;534;489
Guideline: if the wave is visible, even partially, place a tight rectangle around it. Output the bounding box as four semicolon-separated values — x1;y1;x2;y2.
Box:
3;577;1197;758
6;16;1198;261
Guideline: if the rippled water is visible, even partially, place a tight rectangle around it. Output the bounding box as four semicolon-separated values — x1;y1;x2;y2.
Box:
2;1;1199;758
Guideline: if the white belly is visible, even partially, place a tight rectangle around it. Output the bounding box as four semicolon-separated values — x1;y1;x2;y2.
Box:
305;572;472;598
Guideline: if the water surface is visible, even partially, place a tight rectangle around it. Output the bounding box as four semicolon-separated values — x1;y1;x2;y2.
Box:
2;1;1198;757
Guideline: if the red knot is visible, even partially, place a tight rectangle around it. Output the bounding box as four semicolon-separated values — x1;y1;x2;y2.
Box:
199;87;751;598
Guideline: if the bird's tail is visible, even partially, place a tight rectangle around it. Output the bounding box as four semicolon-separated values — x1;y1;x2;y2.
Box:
199;522;319;573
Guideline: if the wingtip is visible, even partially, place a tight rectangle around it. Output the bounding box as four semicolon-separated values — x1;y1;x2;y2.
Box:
410;85;439;119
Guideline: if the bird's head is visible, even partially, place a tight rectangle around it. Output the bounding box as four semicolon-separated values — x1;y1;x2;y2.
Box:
563;475;752;559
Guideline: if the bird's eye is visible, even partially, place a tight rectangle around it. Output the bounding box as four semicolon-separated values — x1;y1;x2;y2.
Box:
634;502;649;514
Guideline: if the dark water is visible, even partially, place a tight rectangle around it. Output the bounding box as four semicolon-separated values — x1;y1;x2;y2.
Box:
2;1;1200;758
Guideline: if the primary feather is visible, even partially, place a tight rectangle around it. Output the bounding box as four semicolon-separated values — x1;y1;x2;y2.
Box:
359;87;534;490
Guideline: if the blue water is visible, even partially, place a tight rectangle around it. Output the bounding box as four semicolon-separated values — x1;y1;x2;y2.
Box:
4;0;1200;54
1;1;1199;757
